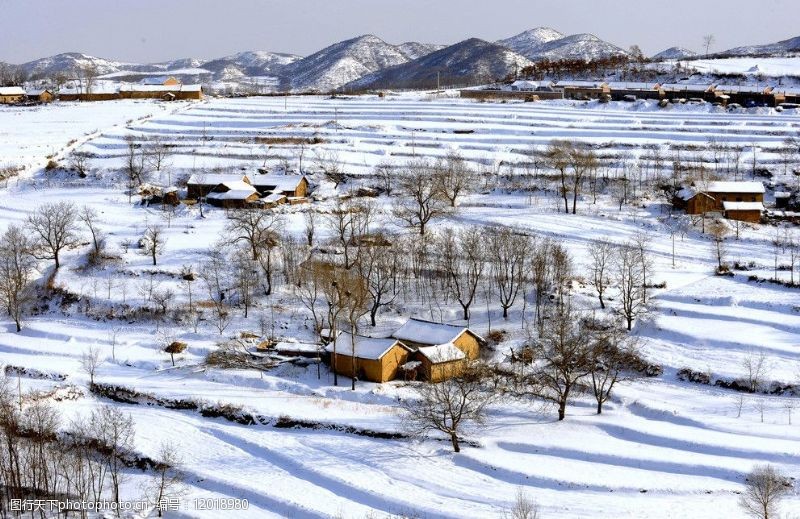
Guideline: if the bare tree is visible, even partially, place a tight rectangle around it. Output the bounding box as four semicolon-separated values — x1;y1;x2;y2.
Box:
708;219;729;271
27;200;79;270
357;239;399;326
742;350;768;393
439;228;485;322
303;210;316;247
90;406;135;510
147;441;185;517
433;152;476;207
614;242;647;331
231;251;259;318
531;302;592;420
199;246;232;335
326;198;372;269
588;239;613;309
393;160;451;235
703;34;716;55
589;326;640;414
489;229;529;319
0;225;36;332
544;140;572;214
226;209;282;262
142;225;166;266
401;362;495;452
79;205;104;259
504;487;541;519
69;152;91;177
80;346;102;385
739;465;790;519
163;341;187;367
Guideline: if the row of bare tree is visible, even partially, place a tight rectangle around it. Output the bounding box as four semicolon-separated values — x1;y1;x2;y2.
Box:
0;377;183;517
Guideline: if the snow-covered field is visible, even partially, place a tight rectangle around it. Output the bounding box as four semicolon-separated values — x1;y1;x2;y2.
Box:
665;57;800;78
1;94;799;518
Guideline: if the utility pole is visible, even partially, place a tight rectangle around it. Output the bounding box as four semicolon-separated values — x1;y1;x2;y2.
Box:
437;71;440;92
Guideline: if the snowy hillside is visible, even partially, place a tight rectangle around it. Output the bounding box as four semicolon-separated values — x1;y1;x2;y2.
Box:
345;38;532;90
280;35;413;91
20;52;133;77
722;34;800;57
1;94;800;517
652;47;698;60
497;30;627;61
496;27;565;56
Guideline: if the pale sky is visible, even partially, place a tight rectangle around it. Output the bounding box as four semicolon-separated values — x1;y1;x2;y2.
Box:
0;0;795;64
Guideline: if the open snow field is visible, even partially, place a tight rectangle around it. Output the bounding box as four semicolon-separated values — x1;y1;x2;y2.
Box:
1;94;800;518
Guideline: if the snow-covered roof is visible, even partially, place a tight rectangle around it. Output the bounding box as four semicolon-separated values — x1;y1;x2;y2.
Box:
392;318;476;346
187;173;249;186
141;76;177;85
26;88;52;96
417;343;466;363
706;181;765;194
557;80;607;88
0;87;25;96
715;85;773;94
606;82;659;90
723;201;764;211
206;181;257;200
119;84;201;93
324;332;405;360
59;82;120;95
262;193;287;203
660;83;713;92
249;174;305;191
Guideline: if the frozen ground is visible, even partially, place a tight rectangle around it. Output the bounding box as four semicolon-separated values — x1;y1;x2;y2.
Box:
1;94;799;518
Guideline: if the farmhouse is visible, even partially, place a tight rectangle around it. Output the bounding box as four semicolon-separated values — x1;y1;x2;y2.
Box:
26;89;55;103
676;181;765;215
558;81;610;100
186;174;252;199
249;173;309;198
205;180;260;209
325;332;411;383
392;318;483;360
0;87;25;104
722;201;764;223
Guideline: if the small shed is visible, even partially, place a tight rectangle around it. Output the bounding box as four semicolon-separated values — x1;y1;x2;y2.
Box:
249;173;309;198
722;201;763;223
416;343;467;382
325;332;412;383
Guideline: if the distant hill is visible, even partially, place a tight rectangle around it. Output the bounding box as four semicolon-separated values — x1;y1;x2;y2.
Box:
280;34;437;91
345;38;532;91
652;47;698;60
498;29;627;61
721;35;800;57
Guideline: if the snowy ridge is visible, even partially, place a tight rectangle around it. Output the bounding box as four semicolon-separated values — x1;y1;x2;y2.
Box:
345;38;532;90
652;47;698;60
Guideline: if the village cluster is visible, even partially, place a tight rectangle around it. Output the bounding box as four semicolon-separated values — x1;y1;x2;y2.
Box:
0;75;203;104
466;78;800;108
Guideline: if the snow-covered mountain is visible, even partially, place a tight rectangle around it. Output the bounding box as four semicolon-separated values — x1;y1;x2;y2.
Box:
200;51;300;80
280;35;416;91
398;42;445;60
722;35;800;57
345;38;532;91
497;29;627;61
652;47;698;60
497;27;565;56
20;52;132;78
